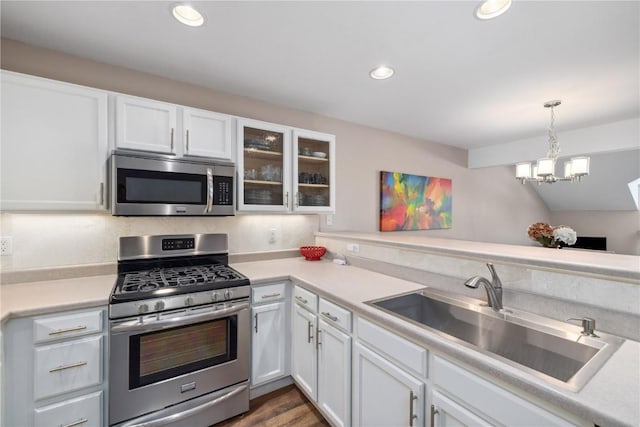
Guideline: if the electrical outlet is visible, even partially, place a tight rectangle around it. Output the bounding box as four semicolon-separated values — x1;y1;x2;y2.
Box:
268;228;277;244
326;214;333;226
347;243;360;253
0;237;13;256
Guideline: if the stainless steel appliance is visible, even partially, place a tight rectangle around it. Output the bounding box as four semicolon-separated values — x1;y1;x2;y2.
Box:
108;234;250;427
110;152;235;216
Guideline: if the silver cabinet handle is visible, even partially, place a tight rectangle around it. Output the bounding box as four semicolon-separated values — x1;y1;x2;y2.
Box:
170;127;175;151
284;191;289;207
58;418;89;427
99;182;104;206
321;312;338;322
307;320;314;343
316;328;322;350
409;391;418;427
430;404;439;427
205;168;213;213
295;191;300;207
49;361;87;373
261;293;281;299
254;312;258;333
49;325;87;336
186;129;190;153
59;418;88;427
295;295;308;305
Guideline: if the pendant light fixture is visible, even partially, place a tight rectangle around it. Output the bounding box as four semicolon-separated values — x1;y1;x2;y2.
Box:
515;100;590;184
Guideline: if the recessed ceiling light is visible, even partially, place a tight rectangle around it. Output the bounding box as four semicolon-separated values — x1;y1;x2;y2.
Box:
172;4;205;27
369;65;395;80
475;0;512;20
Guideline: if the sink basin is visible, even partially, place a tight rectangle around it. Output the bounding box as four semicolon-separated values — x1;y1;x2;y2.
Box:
367;289;622;391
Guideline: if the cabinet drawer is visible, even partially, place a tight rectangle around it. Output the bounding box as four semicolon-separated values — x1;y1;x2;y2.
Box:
252;282;286;304
294;286;317;312
34;309;103;343
432;355;574;426
318;298;351;333
356;317;427;377
34;335;102;400
34;390;102;427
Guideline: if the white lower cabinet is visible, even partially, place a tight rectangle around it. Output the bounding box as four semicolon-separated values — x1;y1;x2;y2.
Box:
353;342;424;427
292;302;318;399
291;287;353;426
252;301;287;386
251;282;289;389
430;390;492;427
1;307;107;426
317;319;351;427
431;355;577;427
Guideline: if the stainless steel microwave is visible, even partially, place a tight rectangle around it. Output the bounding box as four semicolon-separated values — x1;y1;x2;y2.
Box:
109;152;235;216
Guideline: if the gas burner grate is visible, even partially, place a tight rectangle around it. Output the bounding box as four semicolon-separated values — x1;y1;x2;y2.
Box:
119;264;246;294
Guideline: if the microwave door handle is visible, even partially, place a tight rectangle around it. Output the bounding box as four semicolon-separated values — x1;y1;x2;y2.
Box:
206;168;214;213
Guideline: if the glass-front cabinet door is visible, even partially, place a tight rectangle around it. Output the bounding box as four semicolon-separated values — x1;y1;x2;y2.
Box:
293;129;335;213
237;119;292;212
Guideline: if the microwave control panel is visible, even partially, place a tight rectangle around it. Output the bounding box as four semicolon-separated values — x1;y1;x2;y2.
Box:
214;176;233;205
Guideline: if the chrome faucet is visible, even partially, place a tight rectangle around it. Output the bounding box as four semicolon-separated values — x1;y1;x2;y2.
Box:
464;263;503;311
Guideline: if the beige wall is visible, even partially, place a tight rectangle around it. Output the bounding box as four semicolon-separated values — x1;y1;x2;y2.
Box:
0;39;551;271
550;210;640;255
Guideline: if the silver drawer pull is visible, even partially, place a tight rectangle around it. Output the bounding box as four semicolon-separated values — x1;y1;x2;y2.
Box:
321;312;338;322
49;325;87;336
261;293;281;299
49;361;87;373
59;418;88;427
295;296;308;304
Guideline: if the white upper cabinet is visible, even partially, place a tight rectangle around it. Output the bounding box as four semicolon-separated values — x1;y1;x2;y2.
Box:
115;95;234;161
115;95;177;154
0;71;108;211
182;107;233;160
237;119;336;213
292;129;335;213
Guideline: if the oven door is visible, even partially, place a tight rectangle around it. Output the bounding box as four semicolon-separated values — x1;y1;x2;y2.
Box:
109;301;249;426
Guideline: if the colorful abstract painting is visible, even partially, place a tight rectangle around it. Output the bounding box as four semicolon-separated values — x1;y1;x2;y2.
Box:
380;171;452;231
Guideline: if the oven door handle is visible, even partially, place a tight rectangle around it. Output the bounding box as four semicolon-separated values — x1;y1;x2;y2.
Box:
118;383;248;427
110;301;249;333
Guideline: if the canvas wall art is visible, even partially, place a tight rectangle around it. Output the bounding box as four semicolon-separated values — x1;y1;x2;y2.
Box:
380;171;452;231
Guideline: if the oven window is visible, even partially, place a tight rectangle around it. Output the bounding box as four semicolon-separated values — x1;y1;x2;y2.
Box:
129;316;238;388
117;168;206;204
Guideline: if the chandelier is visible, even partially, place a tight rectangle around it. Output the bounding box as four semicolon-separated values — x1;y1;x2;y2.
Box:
516;100;590;184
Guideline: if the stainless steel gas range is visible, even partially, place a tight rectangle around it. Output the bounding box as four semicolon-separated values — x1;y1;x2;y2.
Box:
108;233;250;427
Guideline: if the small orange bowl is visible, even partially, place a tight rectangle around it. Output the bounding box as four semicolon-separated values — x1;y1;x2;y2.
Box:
300;246;327;261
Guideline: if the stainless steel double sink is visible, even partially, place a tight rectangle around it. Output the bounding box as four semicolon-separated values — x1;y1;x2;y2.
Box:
367;288;623;391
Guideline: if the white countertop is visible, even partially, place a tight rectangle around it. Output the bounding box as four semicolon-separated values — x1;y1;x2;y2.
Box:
1;258;637;427
317;231;640;282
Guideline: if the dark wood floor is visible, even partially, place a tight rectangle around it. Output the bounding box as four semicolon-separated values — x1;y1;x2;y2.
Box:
214;385;329;427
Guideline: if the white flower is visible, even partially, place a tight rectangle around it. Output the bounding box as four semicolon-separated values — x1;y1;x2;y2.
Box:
553;226;577;246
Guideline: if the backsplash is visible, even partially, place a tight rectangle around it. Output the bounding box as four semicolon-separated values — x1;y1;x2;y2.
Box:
0;212;318;271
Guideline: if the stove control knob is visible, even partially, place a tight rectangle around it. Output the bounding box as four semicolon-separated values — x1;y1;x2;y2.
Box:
138;303;149;314
224;290;233;300
154;301;165;311
211;292;219;302
185;296;194;306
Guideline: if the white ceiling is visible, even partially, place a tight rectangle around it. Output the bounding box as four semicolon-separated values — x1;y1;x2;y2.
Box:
1;1;638;150
2;1;639;212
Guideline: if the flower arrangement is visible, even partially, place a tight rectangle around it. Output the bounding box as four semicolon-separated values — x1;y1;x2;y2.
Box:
527;222;577;248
